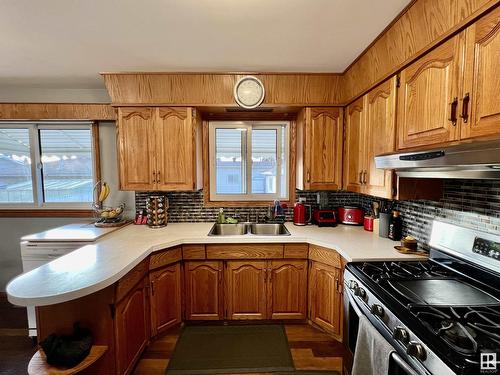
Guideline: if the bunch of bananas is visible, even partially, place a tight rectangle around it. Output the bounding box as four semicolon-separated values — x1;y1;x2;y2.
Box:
97;182;110;203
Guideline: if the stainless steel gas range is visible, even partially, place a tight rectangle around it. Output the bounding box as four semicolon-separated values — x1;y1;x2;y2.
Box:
344;220;500;375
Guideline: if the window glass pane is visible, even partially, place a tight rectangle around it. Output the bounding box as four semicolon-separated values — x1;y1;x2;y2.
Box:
215;128;245;194
39;129;93;203
252;129;277;194
0;128;33;203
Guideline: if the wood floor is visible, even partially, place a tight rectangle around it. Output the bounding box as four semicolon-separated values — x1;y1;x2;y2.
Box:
133;323;350;375
0;294;38;375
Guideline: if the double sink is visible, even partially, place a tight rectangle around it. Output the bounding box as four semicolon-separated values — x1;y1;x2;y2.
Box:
208;223;290;236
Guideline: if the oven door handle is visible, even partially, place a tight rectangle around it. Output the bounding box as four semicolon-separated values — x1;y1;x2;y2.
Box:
391;352;419;375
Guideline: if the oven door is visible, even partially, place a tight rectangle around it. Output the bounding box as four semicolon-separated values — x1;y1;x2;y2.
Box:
343;286;420;375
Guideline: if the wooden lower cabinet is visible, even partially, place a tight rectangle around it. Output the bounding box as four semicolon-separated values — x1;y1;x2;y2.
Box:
184;261;224;320
150;262;182;336
308;261;343;338
269;260;308;320
225;259;308;320
115;276;149;375
225;260;268;320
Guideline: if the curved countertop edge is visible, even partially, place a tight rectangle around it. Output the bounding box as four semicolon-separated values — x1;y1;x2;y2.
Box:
6;223;427;307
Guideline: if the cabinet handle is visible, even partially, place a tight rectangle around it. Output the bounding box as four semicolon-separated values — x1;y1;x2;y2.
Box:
307;171;311;183
363;170;367;184
157;170;160;183
152;171;157;183
460;93;470;123
448;97;458;126
359;171;363;184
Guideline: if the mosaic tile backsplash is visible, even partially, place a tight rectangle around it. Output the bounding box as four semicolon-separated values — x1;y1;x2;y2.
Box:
136;179;500;248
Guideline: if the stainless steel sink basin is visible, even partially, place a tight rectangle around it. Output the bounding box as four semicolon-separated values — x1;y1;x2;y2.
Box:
208;223;248;236
249;223;290;236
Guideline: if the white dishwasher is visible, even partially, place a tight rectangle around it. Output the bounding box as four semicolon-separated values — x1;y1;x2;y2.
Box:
20;222;123;337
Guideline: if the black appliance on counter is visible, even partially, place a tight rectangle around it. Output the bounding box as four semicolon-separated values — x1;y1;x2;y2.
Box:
344;220;500;375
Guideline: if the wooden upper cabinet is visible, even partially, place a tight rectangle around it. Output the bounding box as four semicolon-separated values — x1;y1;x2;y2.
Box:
344;77;396;199
117;106;201;191
461;6;500;140
184;261;223;320
397;34;463;149
268;260;307;320
149;263;182;336
156;107;201;190
117;107;156;190
364;77;397;198
225;261;267;320
298;107;343;190
343;98;365;193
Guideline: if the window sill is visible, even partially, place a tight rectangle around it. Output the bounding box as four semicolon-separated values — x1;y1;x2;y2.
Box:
0;209;94;218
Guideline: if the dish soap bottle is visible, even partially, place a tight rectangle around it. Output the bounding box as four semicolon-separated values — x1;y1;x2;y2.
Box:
217;208;225;224
388;210;402;241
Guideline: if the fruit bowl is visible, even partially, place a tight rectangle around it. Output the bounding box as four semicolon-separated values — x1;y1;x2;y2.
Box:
93;203;125;223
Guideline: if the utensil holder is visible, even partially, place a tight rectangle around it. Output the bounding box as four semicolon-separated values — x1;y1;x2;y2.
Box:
379;213;391;238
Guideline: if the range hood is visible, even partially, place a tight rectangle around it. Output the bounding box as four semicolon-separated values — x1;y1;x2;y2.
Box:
375;139;500;179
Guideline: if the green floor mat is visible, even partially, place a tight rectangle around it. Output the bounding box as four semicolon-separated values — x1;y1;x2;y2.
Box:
166;324;295;374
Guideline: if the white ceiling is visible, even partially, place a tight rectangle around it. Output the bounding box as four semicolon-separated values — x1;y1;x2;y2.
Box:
0;0;410;89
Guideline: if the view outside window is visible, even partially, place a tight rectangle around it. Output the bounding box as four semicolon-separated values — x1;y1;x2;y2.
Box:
0;128;33;203
39;129;93;202
215;128;245;194
211;122;288;200
251;129;277;194
0;124;95;206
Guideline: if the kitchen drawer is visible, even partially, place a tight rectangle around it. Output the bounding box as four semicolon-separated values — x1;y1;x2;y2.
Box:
284;243;309;259
308;245;341;268
182;244;206;260
206;244;283;259
149;247;182;270
116;259;149;303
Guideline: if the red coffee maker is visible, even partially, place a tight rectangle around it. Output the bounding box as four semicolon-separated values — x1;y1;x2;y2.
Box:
293;198;312;226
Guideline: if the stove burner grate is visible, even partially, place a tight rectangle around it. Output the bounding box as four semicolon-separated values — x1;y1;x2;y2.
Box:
358;261;453;283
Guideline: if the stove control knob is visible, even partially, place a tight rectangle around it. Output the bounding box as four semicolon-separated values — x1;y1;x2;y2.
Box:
358;287;366;299
348;280;358;290
393;326;410;344
407;341;427;361
370;304;384;317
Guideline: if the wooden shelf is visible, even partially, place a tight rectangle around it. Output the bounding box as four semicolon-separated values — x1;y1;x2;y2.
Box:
27;345;108;375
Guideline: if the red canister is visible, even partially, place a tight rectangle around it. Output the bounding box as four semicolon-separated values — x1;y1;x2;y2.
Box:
364;215;374;232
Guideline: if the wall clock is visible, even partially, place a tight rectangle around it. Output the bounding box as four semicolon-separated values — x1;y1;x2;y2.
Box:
233;76;265;109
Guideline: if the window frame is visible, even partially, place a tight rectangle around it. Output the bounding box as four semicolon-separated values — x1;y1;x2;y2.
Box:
208;121;290;202
0;121;99;211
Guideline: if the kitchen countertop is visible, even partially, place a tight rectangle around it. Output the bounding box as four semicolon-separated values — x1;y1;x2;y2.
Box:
21;222;126;242
6;223;427;307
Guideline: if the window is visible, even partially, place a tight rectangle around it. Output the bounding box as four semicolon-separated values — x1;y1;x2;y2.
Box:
209;121;289;201
0;122;97;209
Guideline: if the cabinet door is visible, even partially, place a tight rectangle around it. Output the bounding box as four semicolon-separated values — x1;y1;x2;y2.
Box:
364;77;397;198
397;35;463;149
184;261;223;320
117;107;156;190
269;260;307;320
461;7;500;139
305;107;343;190
226;261;267;320
115;278;148;375
309;262;342;337
150;263;182;336
156;107;197;191
343;98;365;193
